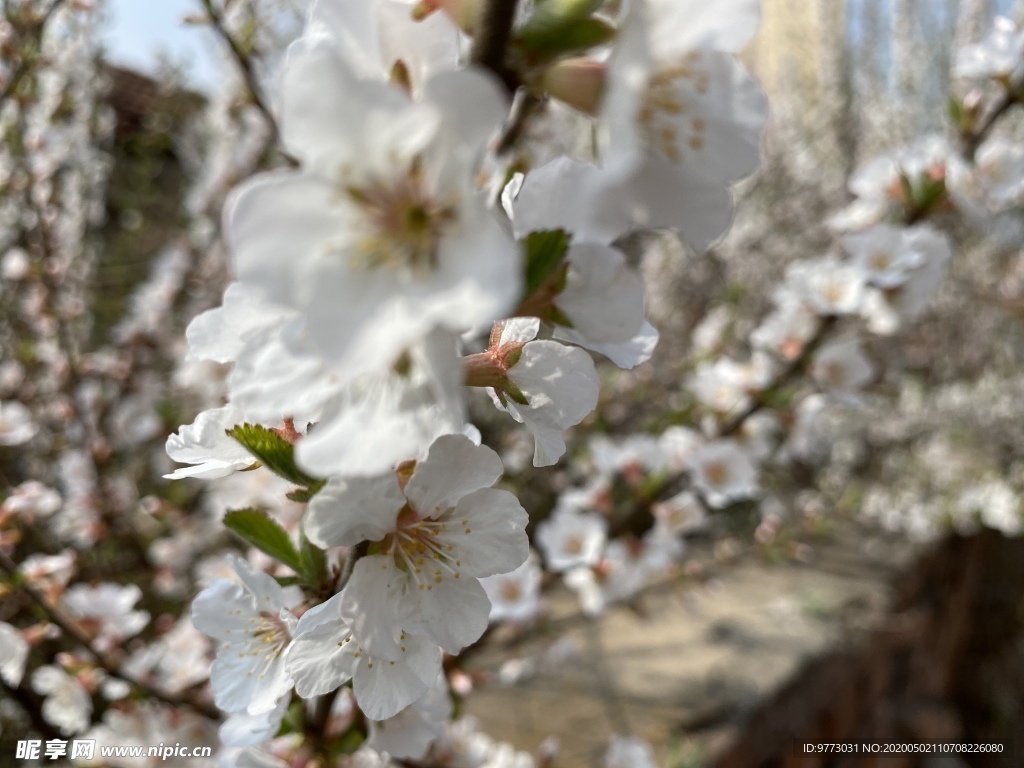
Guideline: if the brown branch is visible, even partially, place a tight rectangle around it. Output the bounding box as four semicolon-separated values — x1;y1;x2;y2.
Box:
470;0;520;94
0;0;69;107
0;549;220;720
0;678;65;740
719;315;839;438
495;90;543;156
198;0;296;166
961;91;1018;160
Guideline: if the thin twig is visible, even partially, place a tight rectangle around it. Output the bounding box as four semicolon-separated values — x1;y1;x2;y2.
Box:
198;0;296;166
495;90;543;156
0;0;70;107
0;678;65;740
961;91;1018;160
719;315;839;438
0;550;220;719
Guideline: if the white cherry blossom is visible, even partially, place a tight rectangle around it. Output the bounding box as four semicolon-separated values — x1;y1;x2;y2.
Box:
842;224;927;288
552;243;648;353
229;31;519;381
535;507;607;572
191;556;299;715
510;157;631;245
1;480;62;520
285;591;443;721
0;622;28;686
828;136;957;231
31;665;92;735
488;318;600;467
652;490;708;535
860;226;953;332
594;0;766;251
811;338;875;395
62;582;150;654
164;405;256;481
185;282;295;366
508;159;655;367
565;540;648;616
303;434;529;659
658;425;704;470
574;320;660;369
689;358;752;415
123;617;210;696
751;300;820;362
688;439;759;508
955;16;1024;87
787;258;868;316
957;481;1022;536
950;138;1024;213
480;551;543;623
0;399;36;446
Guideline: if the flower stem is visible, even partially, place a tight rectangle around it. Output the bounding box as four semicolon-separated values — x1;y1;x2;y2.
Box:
470;0;520;93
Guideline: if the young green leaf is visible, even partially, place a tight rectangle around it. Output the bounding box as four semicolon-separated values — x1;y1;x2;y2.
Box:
226;423;320;487
299;530;328;590
523;229;571;295
518;16;616;60
223;508;303;573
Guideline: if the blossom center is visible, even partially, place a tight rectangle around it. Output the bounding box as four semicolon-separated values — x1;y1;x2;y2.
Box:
383;507;463;591
252;611;291;648
498;579;522;603
869;251;892;272
703;460;729;486
563;534;585;556
343;162;457;276
637;52;709;164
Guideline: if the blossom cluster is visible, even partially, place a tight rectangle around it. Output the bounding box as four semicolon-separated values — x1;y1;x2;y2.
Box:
1;1;1023;766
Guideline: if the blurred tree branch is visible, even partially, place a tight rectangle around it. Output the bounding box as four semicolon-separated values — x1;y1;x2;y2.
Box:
198;0;296;166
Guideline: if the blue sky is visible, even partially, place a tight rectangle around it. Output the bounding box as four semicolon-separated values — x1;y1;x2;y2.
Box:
102;0;221;91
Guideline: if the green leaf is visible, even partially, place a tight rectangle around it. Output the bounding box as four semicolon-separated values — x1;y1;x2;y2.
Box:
223;508;303;572
226;423;320;487
503;380;530;406
299;531;328;589
543;303;575;329
523;229;571;295
518;15;616;59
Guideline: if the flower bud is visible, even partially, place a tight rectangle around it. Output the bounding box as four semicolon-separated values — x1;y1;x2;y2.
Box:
542;58;606;116
412;0;481;34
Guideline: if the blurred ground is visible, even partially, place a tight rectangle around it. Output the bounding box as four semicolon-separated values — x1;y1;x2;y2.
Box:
464;525;1024;768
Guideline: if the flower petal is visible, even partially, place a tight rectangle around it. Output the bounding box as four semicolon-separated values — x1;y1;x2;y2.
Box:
340;555;411;661
441;488;529;578
404;435;503;514
397;573;490;654
305;474;405;549
352;634;442;721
